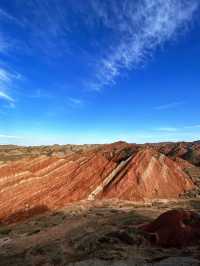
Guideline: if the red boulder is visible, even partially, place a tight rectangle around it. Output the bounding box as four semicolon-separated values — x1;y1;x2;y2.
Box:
140;209;200;247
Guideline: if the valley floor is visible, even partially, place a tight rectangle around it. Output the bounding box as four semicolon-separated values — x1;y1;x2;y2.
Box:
0;199;200;266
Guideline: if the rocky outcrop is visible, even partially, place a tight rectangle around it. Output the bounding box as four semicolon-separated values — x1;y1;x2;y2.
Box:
139;209;200;247
88;155;133;200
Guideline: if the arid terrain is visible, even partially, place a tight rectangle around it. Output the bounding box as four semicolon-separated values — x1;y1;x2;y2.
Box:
0;141;200;265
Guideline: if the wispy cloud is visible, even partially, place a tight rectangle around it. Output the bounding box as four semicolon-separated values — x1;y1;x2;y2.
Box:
15;0;70;56
0;134;22;139
0;7;23;26
88;0;199;90
0;2;71;57
0;33;8;53
154;101;184;110
28;89;52;99
0;67;21;105
1;1;198;91
154;124;200;133
0;8;23;54
68;97;84;107
0;91;14;102
156;127;178;132
0;0;198;106
0;68;13;83
184;124;200;129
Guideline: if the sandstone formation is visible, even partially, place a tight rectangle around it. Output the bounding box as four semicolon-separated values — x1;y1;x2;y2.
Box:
101;149;194;201
0;141;197;223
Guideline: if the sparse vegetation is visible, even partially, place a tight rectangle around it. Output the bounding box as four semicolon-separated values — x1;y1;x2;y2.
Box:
118;211;149;226
51;254;62;265
27;228;41;236
0;226;11;237
31;245;45;255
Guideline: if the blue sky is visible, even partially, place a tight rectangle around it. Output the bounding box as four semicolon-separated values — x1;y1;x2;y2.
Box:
0;0;200;145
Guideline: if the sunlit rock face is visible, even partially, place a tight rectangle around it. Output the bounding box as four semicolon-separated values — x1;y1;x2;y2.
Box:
101;149;194;201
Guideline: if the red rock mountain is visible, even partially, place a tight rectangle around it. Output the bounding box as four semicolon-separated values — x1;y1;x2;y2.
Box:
101;149;194;201
0;142;197;223
149;141;200;166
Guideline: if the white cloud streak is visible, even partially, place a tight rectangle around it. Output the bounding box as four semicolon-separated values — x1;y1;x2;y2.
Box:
0;68;13;83
156;127;178;132
0;8;23;26
68;97;84;108
154;101;184;110
0;33;8;53
184;124;200;129
89;0;199;90
0;1;71;57
0;67;21;104
17;0;70;56
0;134;22;139
154;124;200;133
0;91;14;102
